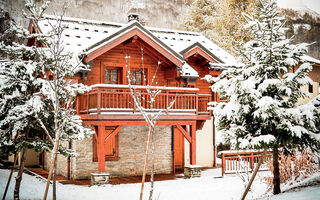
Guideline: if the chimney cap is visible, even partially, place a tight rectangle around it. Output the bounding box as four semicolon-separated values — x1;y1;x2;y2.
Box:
127;12;145;25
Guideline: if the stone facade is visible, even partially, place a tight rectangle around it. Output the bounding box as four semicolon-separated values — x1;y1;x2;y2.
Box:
46;125;173;179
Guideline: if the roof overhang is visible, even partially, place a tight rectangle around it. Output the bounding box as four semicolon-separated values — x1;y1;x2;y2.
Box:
82;21;184;68
180;42;224;64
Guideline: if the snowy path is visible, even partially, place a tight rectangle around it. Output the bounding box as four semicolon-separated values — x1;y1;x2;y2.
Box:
0;168;271;200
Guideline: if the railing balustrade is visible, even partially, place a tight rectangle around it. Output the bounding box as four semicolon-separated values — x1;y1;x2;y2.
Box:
77;84;210;116
219;150;272;176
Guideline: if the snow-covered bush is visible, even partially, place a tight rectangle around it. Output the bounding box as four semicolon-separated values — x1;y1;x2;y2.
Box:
264;149;320;191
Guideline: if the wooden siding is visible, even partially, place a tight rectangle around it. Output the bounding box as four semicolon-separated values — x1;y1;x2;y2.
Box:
84;42;179;87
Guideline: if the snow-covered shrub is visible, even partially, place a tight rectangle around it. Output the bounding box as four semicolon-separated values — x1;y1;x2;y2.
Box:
264;149;319;191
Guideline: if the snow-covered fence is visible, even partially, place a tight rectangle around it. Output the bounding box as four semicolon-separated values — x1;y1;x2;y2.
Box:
219;150;272;176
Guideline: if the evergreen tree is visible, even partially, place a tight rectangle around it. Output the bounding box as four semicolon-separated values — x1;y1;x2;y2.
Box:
0;0;93;199
180;0;256;55
205;0;320;194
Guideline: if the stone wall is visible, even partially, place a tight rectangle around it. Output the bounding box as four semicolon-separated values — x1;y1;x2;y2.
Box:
45;125;173;179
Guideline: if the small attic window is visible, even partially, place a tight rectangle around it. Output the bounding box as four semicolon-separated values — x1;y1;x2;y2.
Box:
187;39;191;41
94;29;99;32
103;30;108;33
65;34;70;37
44;24;48;26
164;37;168;39
172;38;176;40
85;28;89;31
202;41;205;43
74;27;79;30
170;44;173;47
179;38;183;41
66;43;70;45
87;36;91;39
209;48;213;50
76;35;80;38
77;44;81;46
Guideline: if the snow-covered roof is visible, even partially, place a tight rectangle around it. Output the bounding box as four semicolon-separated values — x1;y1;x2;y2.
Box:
37;15;238;74
180;63;199;78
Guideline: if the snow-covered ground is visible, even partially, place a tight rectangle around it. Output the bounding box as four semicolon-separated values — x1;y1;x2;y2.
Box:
0;168;319;200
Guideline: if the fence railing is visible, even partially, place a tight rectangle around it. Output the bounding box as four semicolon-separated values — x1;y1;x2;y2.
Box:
77;84;211;116
219;150;272;176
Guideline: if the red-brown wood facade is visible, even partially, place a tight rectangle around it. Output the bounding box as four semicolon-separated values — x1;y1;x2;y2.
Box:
31;21;225;173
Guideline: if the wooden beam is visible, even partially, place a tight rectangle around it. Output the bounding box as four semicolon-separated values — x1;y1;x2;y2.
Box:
98;125;105;172
190;123;196;165
105;126;123;143
184;47;216;63
176;125;192;143
82;119;198;126
81;114;201;121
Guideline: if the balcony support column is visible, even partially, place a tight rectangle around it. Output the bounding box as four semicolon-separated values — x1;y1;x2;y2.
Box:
97;125;106;172
190;122;196;165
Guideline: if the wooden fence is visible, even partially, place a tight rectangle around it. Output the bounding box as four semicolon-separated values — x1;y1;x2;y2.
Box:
220;150;272;176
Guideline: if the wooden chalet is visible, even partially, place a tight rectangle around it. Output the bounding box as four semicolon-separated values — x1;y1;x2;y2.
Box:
32;14;238;179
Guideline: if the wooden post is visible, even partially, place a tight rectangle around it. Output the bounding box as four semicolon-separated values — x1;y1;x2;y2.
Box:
166;91;169;114
98;126;105;172
222;153;225;176
86;93;89;115
190;124;196;165
195;92;199;115
97;88;101;115
250;152;254;171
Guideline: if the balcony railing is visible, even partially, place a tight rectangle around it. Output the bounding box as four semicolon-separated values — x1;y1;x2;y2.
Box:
77;84;211;116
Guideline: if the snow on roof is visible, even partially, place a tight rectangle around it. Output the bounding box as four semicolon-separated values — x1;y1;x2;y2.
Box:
37;15;237;70
302;55;320;65
181;63;199;78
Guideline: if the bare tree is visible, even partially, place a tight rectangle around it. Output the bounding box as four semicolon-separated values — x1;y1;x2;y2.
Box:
125;52;175;200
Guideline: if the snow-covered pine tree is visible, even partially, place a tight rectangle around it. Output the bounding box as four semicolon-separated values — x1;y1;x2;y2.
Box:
0;1;93;199
179;0;256;55
205;0;320;195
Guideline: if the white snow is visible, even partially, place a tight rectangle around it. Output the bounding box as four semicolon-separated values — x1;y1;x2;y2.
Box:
0;168;270;200
181;62;199;77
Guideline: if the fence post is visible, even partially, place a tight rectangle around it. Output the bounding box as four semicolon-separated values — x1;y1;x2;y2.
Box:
195;92;199;115
97;88;101;115
166;90;169;114
250;152;254;171
222;153;225;176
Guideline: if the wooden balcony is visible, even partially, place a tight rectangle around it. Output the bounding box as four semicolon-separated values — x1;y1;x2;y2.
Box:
77;84;211;120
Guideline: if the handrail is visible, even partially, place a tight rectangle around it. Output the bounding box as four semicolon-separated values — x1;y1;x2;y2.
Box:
77;85;210;116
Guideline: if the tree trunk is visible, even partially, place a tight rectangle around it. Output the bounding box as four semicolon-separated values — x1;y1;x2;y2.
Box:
273;146;281;194
140;126;153;200
14;148;27;200
149;128;155;200
53;156;57;200
2;153;18;200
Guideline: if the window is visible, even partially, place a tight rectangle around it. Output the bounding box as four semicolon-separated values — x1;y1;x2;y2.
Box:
309;84;313;93
130;69;145;85
93;127;119;161
105;69;119;84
